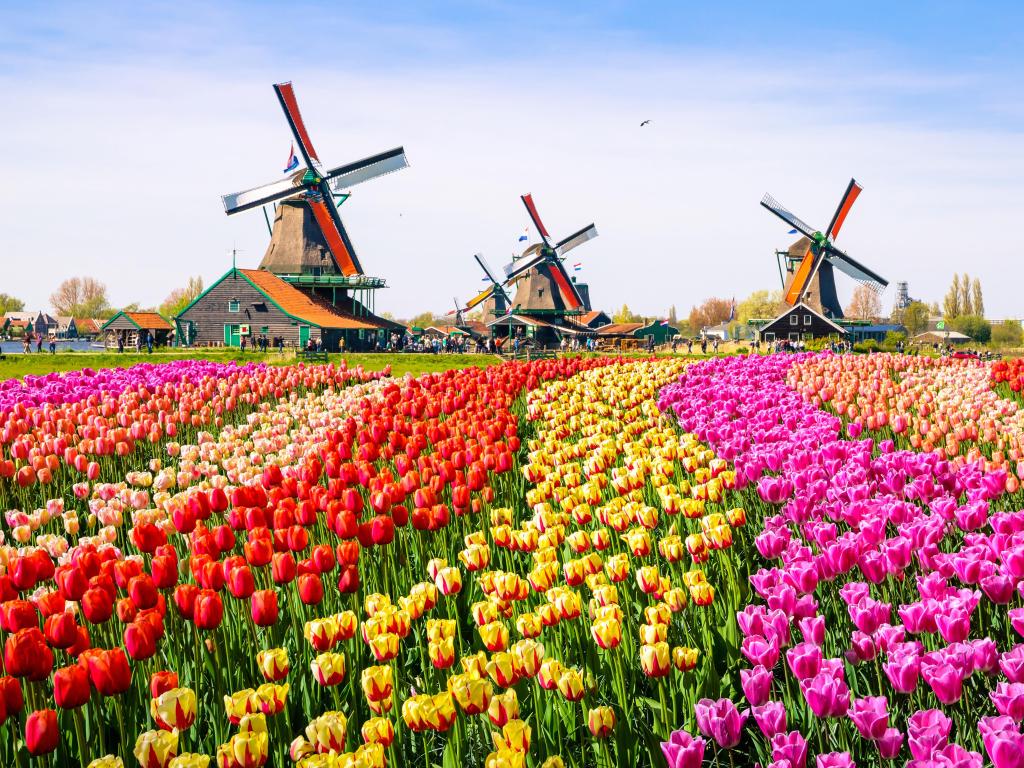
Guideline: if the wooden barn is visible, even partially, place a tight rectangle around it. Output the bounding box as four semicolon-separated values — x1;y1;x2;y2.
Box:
174;268;401;351
757;302;847;343
102;311;174;347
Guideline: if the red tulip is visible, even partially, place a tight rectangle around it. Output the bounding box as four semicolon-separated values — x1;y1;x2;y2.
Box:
55;565;88;601
53;664;90;709
81;647;131;696
297;573;324;605
5;628;53;680
272;552;296;584
336;541;359;566
150;670;179;698
0;599;37;632
124;620;157;660
0;676;24;715
338;565;360;594
36;590;64;618
173;584;199;619
151;556;178;590
251;590;279;627
117;598;138;624
129;574;159;609
311;545;335;574
8;557;37;591
82;587;114;624
43;612;78;649
227;565;255;599
26;709;58;756
194;590;223;630
244;536;273;567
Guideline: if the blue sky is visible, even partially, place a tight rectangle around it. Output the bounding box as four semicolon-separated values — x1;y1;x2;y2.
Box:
2;2;1023;318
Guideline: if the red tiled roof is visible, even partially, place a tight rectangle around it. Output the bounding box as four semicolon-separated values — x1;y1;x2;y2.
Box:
596;322;644;336
125;312;173;330
74;318;100;334
239;269;382;330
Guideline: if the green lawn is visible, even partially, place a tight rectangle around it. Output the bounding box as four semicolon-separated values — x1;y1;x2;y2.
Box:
0;349;502;381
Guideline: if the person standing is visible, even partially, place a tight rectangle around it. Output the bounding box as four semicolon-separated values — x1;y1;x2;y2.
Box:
48;336;56;354
36;334;43;353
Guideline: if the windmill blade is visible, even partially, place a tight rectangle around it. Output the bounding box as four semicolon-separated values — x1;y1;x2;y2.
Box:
760;194;819;240
307;191;364;276
784;244;817;305
554;224;598;257
503;250;547;281
465;286;495;310
825;179;862;240
546;258;584;311
822;245;888;290
274;82;320;170
521;194;553;248
222;174;307;215
325;147;409;192
474;253;504;286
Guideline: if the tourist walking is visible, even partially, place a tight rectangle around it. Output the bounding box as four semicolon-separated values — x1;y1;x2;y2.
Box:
36;334;43;353
48;336;56;354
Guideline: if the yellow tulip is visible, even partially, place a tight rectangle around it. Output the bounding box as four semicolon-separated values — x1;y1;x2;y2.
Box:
591;617;622;650
484;749;526;768
487;689;519;727
449;672;493;715
360;665;393;703
640;641;671;677
428;637;455;669
556;667;585;701
588;706;616;738
255;683;288;715
672;645;700;672
255;647;289;681
304;711;348;754
134;729;179;768
237;712;267;735
151;687;196;731
167;755;209;768
311;652;347;686
364;593;391;617
426;618;456;641
217;730;268;768
368;632;399;663
486;651;518;687
87;757;125;768
479;621;510;652
360;717;395;747
223;689;259;725
515;612;542;639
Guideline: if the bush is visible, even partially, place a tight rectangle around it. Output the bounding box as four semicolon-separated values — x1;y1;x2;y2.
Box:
992;320;1024;348
853;339;881;354
881;331;908;352
803;337;834;352
951;314;991;343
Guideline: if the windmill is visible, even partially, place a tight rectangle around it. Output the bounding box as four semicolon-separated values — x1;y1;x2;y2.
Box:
761;179;887;319
464;253;512;317
503;194;598;312
221;81;408;278
448;297;465;326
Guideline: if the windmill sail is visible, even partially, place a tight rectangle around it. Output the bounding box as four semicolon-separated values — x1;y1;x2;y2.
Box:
760;194;819;239
274;82;320;167
825;179;862;239
555;224;598;257
823;245;887;291
326;147;409;192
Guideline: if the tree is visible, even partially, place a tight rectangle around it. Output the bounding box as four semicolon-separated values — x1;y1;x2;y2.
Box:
971;277;984;318
736;290;782;323
0;293;25;313
688;298;733;331
959;274;973;315
951;314;991;343
846;285;882;321
992;320;1023;348
408;312;436;328
50;276;110;317
613;304;642;323
159;276;204;319
902;301;930;336
942;277;961;319
667;305;678;325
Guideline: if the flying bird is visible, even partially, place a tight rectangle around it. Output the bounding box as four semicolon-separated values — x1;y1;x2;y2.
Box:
640;120;651;127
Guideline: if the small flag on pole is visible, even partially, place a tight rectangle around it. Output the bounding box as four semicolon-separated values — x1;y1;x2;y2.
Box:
518;228;529;242
283;144;300;173
787;229;798;235
660;320;670;327
573;263;582;271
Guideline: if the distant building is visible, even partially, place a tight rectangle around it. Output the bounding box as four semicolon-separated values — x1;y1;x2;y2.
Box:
758;303;847;342
914;330;971;345
579;310;612;329
845;323;907;343
102;311;174;347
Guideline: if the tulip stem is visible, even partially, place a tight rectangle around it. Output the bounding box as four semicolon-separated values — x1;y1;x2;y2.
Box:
73;707;90;766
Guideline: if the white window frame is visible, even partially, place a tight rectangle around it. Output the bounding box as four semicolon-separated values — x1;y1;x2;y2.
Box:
789;314;798;325
228;299;240;313
804;314;812;326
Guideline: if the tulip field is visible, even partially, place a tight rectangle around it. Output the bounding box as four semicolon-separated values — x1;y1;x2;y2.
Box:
4;353;1024;768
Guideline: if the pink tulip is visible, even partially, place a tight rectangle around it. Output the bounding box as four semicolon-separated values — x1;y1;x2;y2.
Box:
815;753;854;768
786;642;822;680
800;671;849;718
693;698;748;749
878;727;903;759
848;696;889;741
921;663;963;705
660;729;705;768
991;682;1024;721
770;730;807;768
751;701;787;739
740;665;772;707
907;709;951;761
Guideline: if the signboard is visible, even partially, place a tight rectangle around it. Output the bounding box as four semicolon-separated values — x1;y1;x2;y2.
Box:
936;321;945;331
239;325;250;335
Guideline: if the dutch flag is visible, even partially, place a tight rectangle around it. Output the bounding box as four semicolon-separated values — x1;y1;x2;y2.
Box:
283;144;300;173
573;263;582;271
